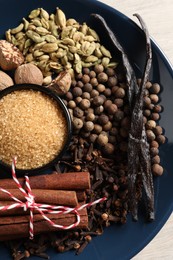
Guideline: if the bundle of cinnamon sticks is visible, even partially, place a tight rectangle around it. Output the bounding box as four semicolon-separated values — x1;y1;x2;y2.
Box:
0;171;91;241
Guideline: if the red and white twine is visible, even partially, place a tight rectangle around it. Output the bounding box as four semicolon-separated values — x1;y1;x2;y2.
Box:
0;158;107;239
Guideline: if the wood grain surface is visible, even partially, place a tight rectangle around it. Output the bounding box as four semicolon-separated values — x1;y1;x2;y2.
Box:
100;0;173;259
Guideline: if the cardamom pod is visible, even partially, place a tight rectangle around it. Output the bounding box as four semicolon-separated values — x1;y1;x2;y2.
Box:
74;53;80;63
23;18;29;31
74;61;82;73
41;43;58;53
55;8;66;28
44;34;57;43
37;60;47;70
107;62;118;68
43;75;52;85
29;8;40;19
5;30;12;42
11;35;18;45
100;45;112;58
33;50;44;57
102;57;110;67
24;38;33;49
10;23;24;34
50;52;58;61
65;62;72;69
85;55;98;63
61;26;72;39
73;31;84;42
58;43;69;50
49;61;62;70
41;17;50;30
69;27;77;38
68;46;77;53
94;47;103;58
66;19;78;26
33;41;46;50
38;54;50;61
84;35;96;42
81;61;93;67
15;32;25;41
35;27;49;36
27;24;36;31
67;51;73;61
48;20;58;37
56;49;66;58
25;53;34;62
62;38;75;46
40;8;49;20
61;55;68;66
31;18;42;27
26;30;44;43
88;28;100;41
80;23;88;35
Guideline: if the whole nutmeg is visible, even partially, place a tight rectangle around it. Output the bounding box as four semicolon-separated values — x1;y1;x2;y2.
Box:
0;70;14;90
14;63;43;85
0;40;24;70
48;71;71;95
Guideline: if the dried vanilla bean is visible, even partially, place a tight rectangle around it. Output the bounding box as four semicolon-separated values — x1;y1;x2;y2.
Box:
91;13;138;107
92;13;154;221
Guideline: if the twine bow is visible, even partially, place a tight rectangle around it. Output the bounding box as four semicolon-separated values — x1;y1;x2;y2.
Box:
0;158;107;239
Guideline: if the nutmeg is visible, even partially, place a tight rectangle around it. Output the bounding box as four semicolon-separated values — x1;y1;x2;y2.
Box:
48;71;72;95
0;70;14;90
14;63;43;85
0;40;24;70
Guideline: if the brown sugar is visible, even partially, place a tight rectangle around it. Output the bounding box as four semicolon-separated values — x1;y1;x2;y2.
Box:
0;89;68;170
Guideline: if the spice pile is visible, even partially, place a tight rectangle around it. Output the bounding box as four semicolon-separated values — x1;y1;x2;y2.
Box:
0;7;166;260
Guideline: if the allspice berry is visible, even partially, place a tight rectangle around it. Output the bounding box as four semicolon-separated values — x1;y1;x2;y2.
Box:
79;99;91;110
103;143;115;154
107;104;118;114
14;63;43;85
73;107;84;118
97;133;108;146
94;64;104;74
72;87;82;97
156;134;166;144
146;130;156;141
92;96;104;106
150;83;161;94
152;164;164;176
84;121;94;132
73;117;83;129
97;72;108;83
98;114;109;125
146;120;156;130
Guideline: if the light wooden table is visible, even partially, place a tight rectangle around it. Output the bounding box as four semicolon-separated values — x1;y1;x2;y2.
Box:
100;0;173;259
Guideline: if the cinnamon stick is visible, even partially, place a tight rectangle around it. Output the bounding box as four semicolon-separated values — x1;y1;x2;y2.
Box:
0;209;88;240
0;201;36;216
0;189;78;206
0;172;90;190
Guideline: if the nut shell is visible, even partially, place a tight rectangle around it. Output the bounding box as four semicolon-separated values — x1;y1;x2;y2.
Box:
0;40;24;70
14;63;43;85
0;70;14;90
48;71;72;95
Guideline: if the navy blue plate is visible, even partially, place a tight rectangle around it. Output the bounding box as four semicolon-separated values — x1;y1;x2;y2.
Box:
0;0;173;259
